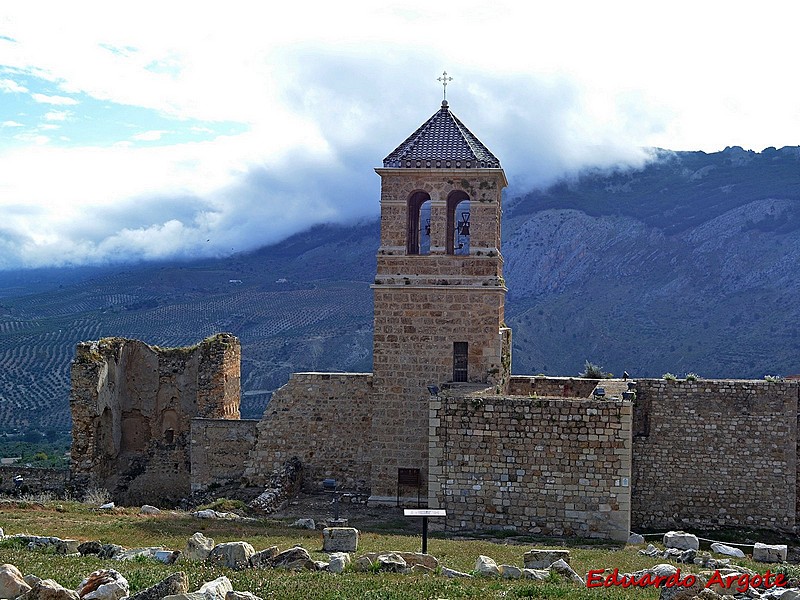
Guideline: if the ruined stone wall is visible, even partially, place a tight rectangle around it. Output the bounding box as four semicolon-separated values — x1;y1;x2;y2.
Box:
631;379;798;531
429;394;632;541
244;373;373;492
190;418;259;491
509;376;599;398
0;466;70;495
70;333;241;505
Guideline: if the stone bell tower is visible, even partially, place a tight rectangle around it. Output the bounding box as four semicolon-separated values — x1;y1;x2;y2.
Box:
369;99;512;504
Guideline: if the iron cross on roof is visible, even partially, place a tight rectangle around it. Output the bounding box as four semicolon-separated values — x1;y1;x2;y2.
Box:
437;70;453;101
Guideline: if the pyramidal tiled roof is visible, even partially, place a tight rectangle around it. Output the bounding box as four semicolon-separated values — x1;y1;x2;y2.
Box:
383;101;501;169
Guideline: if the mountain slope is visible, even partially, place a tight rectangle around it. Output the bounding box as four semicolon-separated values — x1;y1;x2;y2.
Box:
1;146;799;429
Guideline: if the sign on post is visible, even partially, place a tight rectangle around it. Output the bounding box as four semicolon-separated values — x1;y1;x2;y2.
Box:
404;509;446;554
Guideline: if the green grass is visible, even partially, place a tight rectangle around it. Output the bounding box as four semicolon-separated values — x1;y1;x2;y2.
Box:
0;500;686;599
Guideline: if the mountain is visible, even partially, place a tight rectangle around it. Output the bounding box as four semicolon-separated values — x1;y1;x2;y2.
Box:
1;146;799;429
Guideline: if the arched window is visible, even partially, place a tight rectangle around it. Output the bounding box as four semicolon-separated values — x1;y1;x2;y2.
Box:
407;191;432;255
446;191;470;255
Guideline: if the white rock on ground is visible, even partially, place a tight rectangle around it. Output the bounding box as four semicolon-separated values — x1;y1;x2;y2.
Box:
523;549;571;569
0;563;32;599
753;542;787;563
20;579;80;600
290;519;315;530
140;506;160;515
475;556;501;577
627;533;645;545
710;543;745;558
500;565;521;579
327;553;351;574
184;533;215;562
322;528;358;553
75;570;129;600
663;531;699;551
549;558;585;585
441;567;472;578
207;543;255;570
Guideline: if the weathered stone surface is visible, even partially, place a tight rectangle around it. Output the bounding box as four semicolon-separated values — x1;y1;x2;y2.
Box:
97;545;124;560
521;569;549;580
114;547;162;562
128;572;188;600
376;554;407;573
409;564;432;575
753;542;787;563
247;457;304;514
523;549;571;569
208;542;255;570
627;533;645;545
290;519;315;530
248;547;278;569
657;573;706;600
269;547;312;570
500;565;521;579
709;543;744;559
19;580;79;600
549;559;584;585
154;551;181;564
354;556;373;572
225;593;263;600
322;528;358;553
196;577;232;600
184;533;215;562
75;570;128;600
99;503;115;510
77;542;102;556
140;505;160;515
441;566;472;578
663;531;699;551
23;577;41;589
356;552;438;570
71;335;241;507
327;553;350;574
0;564;31;599
475;555;501;577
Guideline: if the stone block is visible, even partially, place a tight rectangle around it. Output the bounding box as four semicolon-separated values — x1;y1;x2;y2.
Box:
752;542;787;563
322;528;359;553
523;549;570;569
663;531;699;551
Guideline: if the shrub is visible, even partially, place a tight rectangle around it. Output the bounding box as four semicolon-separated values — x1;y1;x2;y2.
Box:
685;373;699;381
764;375;781;382
662;373;678;381
83;487;112;505
580;360;607;379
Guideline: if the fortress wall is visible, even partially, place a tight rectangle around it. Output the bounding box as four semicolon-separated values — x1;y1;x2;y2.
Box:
0;466;70;495
429;394;632;541
243;372;374;492
631;379;798;530
509;376;600;398
190;418;259;491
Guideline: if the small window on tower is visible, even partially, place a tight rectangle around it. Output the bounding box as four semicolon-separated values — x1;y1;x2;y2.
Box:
453;341;468;382
446;191;470;255
407;191;432;255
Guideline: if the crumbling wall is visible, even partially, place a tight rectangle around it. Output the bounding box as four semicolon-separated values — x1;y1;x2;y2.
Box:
631;379;798;531
243;372;373;492
0;466;70;495
429;393;632;541
190;418;258;491
70;333;241;505
509;376;599;398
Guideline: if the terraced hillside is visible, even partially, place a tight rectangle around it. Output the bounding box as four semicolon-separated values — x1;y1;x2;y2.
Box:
2;146;800;429
0;222;378;429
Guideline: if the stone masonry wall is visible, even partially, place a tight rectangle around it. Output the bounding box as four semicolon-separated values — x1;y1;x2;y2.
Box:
509;376;600;398
631;379;798;531
244;373;374;492
190;418;259;491
70;333;241;505
429;394;632;541
0;466;70;495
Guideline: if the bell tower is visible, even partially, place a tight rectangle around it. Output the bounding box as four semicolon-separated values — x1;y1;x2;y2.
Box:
369;99;512;503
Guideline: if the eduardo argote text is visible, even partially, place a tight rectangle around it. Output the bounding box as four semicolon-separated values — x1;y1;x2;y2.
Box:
587;567;787;593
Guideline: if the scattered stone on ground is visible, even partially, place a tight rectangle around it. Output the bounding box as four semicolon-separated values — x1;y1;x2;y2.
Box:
75;570;128;600
248;547;278;569
20;579;80;600
523;549;571;569
269;547;313;571
77;542;102;557
709;542;746;559
663;531;700;551
0;563;31;599
627;533;645;545
184;533;215;562
322;527;358;552
127;573;188;600
326;553;350;574
208;543;255;571
441;566;472;578
290;518;315;530
139;506;160;516
114;548;163;562
753;542;787;563
500;565;521;579
475;555;501;577
549;558;584;585
225;593;263;600
376;553;407;573
98;503;114;510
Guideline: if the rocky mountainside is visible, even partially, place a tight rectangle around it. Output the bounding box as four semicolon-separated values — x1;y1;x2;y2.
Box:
1;146;799;429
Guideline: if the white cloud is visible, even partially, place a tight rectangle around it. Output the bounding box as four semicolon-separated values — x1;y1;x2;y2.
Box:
31;92;78;105
2;120;24;127
132;130;170;141
1;0;799;269
0;78;28;93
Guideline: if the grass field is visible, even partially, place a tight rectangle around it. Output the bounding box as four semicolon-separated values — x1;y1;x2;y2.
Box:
2;499;794;600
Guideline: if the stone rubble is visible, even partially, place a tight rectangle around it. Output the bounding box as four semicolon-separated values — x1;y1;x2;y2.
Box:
663;531;700;551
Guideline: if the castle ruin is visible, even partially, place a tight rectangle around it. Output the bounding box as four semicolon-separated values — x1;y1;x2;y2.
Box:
70;101;800;540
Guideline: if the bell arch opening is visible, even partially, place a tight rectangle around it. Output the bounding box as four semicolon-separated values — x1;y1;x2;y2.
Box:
407;191;432;255
446;190;470;255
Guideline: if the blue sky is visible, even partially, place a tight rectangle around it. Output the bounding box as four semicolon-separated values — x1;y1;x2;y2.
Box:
1;0;798;269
